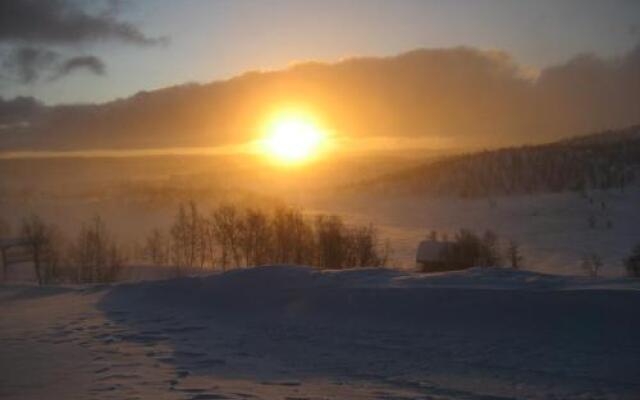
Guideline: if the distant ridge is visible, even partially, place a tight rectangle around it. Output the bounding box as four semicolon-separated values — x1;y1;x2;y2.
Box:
348;125;640;197
557;124;640;146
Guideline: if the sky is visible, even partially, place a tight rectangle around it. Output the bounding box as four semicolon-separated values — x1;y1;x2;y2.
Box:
1;0;639;105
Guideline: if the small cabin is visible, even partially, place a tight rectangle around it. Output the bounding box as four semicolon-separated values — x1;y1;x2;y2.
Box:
416;240;451;272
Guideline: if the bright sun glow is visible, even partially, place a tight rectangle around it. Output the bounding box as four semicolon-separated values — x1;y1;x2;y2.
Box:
261;112;326;164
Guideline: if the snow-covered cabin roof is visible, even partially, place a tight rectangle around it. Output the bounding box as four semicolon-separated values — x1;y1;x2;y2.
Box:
416;240;449;262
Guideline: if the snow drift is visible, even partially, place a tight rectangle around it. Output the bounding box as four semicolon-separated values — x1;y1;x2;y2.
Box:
3;266;639;399
93;266;640;398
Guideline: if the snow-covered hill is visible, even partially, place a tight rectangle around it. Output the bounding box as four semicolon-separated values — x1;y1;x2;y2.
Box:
349;125;640;197
1;265;639;399
309;187;640;275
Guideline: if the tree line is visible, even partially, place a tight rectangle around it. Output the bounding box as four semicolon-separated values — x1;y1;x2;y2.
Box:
2;214;125;285
0;203;390;284
148;202;390;275
2;205;638;284
353;133;640;197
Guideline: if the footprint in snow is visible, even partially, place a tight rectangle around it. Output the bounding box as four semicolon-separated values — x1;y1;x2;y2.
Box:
190;358;226;369
163;325;207;334
177;388;207;393
260;380;301;387
176;369;190;378
90;384;119;392
97;373;141;382
189;394;228;400
174;350;207;358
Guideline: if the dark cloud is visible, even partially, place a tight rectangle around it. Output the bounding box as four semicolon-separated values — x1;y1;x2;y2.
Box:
0;45;638;151
54;56;106;79
0;47;106;83
0;0;165;46
0;0;165;85
0;95;43;127
1;46;59;83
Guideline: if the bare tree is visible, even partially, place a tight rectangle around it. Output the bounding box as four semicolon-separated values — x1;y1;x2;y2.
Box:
20;214;62;285
195;211;211;269
479;230;502;267
211;205;243;269
288;209;315;265
170;202;202;273
68;215;124;283
170;203;189;271
144;228;170;266
271;207;294;264
187;201;203;268
270;207;316;265
506;240;523;269
200;216;218;268
581;253;603;278
239;208;272;267
314;215;348;269
348;224;387;267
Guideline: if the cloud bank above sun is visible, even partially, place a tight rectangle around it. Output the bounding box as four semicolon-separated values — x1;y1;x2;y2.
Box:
0;44;639;153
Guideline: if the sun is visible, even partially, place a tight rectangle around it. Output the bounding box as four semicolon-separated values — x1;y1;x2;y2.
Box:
260;111;327;164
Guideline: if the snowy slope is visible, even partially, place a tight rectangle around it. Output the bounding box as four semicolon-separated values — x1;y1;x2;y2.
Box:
1;266;639;399
307;188;640;275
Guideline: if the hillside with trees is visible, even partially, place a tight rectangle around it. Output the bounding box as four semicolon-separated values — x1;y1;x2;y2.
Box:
351;125;640;197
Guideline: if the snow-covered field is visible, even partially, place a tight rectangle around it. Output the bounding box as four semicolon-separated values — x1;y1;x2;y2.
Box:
1;266;639;400
308;188;640;275
3;185;639;277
